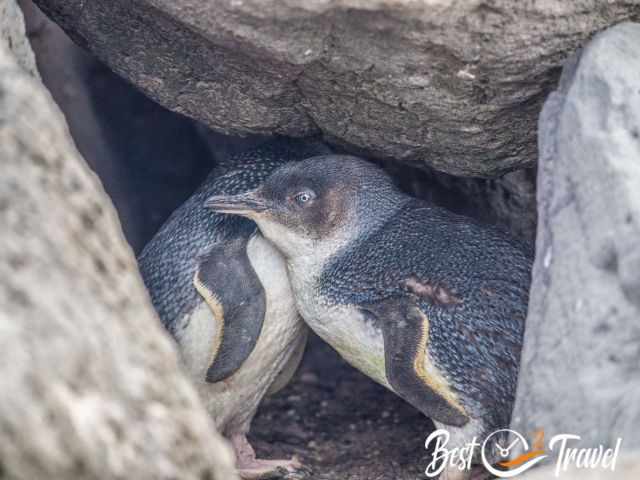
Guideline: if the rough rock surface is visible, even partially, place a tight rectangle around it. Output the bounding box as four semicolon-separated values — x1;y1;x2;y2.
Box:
19;0;216;252
21;0;539;246
0;3;237;479
512;22;640;457
394;164;538;244
0;0;36;75
32;0;640;176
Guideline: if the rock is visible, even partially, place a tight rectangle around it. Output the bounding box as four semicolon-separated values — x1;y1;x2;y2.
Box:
20;0;540;245
386;160;537;244
484;169;538;245
19;0;537;248
0;0;37;76
19;0;216;252
429;167;537;245
511;22;640;457
0;3;238;479
30;0;640;176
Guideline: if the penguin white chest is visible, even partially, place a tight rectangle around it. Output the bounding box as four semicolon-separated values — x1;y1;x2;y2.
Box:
288;268;389;389
176;235;306;434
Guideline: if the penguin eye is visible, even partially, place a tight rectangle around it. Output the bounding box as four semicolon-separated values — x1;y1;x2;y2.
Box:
294;191;314;206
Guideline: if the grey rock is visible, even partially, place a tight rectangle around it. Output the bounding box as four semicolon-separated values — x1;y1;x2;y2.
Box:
512;22;640;457
19;0;216;252
386;160;537;244
31;0;640;176
486;169;538;245
23;0;535;251
432;167;537;245
0;0;37;76
0;4;238;479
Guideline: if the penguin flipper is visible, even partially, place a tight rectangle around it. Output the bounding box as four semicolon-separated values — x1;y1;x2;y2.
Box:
368;298;470;427
194;235;266;383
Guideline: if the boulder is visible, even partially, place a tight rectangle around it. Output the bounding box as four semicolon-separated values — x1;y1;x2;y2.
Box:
0;0;36;75
0;2;237;479
31;0;640;176
19;0;217;252
511;22;640;458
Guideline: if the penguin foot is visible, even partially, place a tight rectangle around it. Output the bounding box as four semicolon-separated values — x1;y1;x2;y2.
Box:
232;434;303;479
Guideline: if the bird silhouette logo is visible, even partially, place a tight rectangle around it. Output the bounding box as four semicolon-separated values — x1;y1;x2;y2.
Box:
482;429;548;478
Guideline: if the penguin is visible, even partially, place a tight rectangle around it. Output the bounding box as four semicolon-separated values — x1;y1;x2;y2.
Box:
205;155;532;480
138;139;331;479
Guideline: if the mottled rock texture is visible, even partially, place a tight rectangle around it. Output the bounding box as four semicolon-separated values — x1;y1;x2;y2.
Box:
0;0;36;75
0;2;237;478
512;22;640;457
19;0;216;252
31;0;640;176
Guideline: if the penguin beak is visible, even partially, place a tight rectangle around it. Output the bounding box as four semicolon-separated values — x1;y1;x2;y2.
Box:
205;190;268;217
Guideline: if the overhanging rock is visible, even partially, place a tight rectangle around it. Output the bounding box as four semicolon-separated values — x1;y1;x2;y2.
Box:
32;0;640;176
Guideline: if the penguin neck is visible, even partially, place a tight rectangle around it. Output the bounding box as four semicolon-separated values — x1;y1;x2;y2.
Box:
286;192;409;283
285;225;352;283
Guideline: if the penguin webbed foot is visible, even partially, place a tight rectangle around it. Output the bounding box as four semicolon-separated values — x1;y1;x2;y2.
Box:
232;434;304;479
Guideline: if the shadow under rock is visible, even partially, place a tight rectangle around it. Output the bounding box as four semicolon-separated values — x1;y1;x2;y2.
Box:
251;335;435;480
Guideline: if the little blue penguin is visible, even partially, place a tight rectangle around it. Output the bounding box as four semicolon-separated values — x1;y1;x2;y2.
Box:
205;155;532;480
138;139;331;479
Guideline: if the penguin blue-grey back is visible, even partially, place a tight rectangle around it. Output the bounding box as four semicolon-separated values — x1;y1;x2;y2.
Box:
138;139;330;334
321;200;529;429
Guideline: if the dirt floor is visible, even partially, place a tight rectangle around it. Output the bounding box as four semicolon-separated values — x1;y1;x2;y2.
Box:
250;335;436;480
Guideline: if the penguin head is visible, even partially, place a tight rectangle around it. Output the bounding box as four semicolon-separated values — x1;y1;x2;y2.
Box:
205;155;404;259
